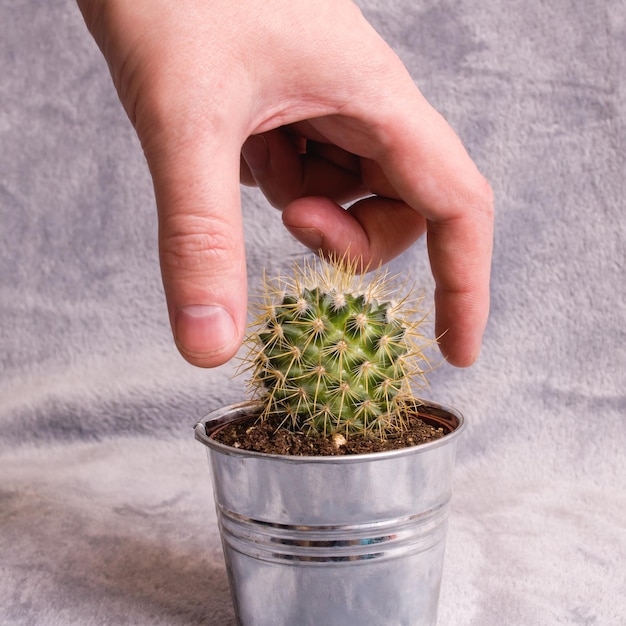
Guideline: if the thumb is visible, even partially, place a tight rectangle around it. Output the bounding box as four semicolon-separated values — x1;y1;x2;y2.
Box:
143;122;247;368
76;0;251;367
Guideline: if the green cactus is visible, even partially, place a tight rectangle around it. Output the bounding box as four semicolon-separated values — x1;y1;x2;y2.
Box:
243;255;432;438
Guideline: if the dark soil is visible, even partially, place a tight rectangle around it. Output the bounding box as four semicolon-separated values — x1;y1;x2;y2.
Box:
211;406;449;456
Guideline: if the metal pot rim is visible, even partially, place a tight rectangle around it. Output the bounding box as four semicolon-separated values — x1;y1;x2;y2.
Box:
195;400;465;464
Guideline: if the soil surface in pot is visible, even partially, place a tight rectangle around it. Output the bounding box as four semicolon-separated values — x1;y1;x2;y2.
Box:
212;405;448;456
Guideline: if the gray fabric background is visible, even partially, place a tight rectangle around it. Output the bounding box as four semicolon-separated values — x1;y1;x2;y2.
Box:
1;1;624;624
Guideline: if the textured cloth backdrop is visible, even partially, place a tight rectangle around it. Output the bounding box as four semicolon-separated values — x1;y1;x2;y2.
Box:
1;1;624;625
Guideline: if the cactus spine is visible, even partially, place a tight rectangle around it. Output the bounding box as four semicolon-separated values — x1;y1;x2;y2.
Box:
244;255;432;438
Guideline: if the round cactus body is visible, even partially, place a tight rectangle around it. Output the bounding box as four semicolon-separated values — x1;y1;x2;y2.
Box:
244;256;431;437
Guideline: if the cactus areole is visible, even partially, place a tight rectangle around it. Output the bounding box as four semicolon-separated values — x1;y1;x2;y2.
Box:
243;256;432;438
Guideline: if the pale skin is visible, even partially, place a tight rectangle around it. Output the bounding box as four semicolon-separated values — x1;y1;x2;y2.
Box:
76;0;494;369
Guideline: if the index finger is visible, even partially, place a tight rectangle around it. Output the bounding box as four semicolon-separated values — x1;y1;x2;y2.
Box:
375;97;494;367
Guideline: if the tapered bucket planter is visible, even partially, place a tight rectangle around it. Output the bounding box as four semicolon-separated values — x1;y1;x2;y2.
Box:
195;400;465;626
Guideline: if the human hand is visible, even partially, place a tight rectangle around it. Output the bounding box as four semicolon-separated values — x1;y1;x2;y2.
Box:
77;0;493;369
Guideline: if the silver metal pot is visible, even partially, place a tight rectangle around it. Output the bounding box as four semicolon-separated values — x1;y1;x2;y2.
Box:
195;400;464;626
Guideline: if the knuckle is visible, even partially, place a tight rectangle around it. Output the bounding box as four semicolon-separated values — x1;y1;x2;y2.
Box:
477;176;494;214
159;213;234;275
473;175;494;215
462;173;494;226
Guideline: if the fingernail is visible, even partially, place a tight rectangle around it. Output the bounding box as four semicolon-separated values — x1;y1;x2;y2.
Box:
241;135;269;174
174;304;238;358
286;226;325;252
